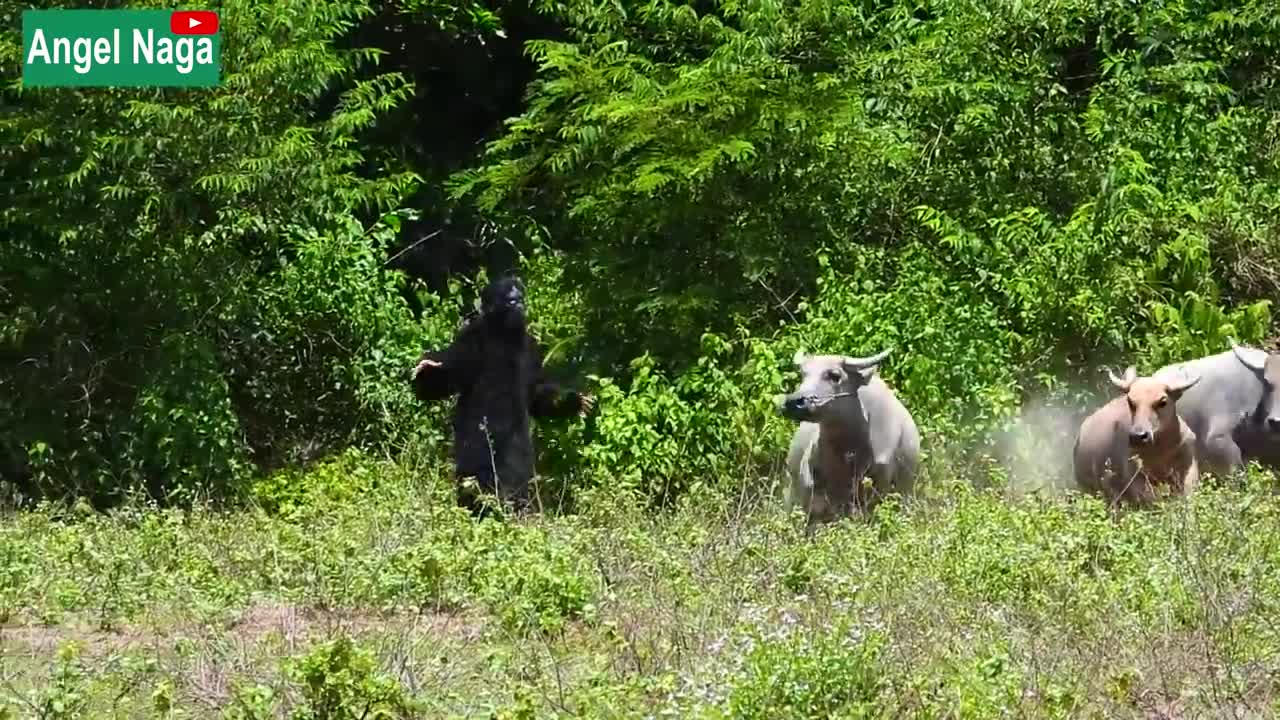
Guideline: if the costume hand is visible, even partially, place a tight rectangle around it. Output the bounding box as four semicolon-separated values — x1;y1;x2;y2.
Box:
412;357;442;379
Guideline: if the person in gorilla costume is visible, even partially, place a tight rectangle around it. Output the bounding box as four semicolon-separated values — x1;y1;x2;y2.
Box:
410;275;595;514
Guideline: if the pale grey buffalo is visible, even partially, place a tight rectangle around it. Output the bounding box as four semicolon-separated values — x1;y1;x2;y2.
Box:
1153;343;1280;475
774;349;920;529
1073;366;1201;508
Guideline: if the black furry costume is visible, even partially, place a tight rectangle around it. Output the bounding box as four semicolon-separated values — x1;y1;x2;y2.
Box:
410;276;592;514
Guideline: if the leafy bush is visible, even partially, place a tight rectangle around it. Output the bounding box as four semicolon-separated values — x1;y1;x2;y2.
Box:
250;448;386;517
0;0;419;504
578;334;787;505
221;213;429;471
286;637;422;719
468;521;600;634
701;625;889;719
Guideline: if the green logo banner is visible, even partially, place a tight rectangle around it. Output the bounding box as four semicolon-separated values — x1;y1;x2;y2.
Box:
22;9;221;88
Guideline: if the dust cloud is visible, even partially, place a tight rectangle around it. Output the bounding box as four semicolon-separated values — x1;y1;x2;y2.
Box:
992;392;1091;498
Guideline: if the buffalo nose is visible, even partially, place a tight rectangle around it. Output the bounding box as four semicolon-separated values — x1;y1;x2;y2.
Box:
1268;417;1280;432
775;394;807;414
1129;429;1153;445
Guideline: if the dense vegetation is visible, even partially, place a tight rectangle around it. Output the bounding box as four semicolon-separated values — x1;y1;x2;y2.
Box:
3;461;1280;717
4;0;1280;715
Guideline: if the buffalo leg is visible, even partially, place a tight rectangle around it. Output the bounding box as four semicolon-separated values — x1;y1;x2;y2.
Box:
1199;427;1244;480
863;463;893;516
1122;472;1157;508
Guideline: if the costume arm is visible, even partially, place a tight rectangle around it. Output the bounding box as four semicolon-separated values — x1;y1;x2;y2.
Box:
410;328;477;402
528;342;593;418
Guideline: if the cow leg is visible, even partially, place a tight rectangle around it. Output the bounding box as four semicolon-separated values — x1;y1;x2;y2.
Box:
793;494;817;535
787;484;810;517
1111;455;1157;508
805;494;837;535
1178;460;1200;498
848;471;866;516
1072;448;1102;497
788;473;814;523
1102;447;1133;510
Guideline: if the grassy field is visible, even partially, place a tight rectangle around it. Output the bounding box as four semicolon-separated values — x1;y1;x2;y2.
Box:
3;453;1280;719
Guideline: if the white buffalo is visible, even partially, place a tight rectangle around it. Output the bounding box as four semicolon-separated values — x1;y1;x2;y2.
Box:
774;349;920;530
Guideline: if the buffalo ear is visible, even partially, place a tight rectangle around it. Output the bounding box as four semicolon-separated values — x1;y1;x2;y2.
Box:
793;350;808;367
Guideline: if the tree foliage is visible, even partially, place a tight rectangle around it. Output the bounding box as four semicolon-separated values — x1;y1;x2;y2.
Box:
5;0;1280;504
448;0;1280;483
455;0;1278;353
0;0;423;502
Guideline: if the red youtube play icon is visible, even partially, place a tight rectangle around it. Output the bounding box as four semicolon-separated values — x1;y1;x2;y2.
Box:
170;10;219;35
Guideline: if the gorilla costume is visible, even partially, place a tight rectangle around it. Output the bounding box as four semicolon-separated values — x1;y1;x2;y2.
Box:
410;276;594;514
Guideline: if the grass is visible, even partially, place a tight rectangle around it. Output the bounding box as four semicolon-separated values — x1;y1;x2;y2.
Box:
3;452;1280;718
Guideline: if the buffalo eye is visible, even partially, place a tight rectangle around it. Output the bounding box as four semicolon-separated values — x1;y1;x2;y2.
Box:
1155;397;1168;408
824;370;841;382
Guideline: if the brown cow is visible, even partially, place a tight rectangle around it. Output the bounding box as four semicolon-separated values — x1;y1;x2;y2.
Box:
1072;366;1201;508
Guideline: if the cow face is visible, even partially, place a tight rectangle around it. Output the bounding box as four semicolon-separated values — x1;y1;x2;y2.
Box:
1109;365;1200;447
775;349;892;422
1231;344;1280;433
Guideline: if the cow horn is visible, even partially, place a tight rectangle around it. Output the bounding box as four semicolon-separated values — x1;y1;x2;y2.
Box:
1165;371;1201;395
1231;340;1267;372
1109;365;1137;392
843;348;892;371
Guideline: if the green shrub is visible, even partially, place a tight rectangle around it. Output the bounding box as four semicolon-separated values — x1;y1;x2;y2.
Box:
285;637;422;720
250;448;385;517
468;521;600;635
697;624;889;719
